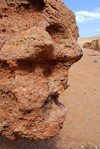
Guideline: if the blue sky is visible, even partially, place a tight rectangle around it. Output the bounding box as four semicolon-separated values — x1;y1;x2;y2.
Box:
62;0;100;38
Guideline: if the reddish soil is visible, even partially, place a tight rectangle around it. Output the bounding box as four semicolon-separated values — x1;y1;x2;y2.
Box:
0;48;100;148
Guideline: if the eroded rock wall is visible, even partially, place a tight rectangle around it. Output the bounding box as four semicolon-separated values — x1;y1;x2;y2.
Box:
83;38;100;51
0;0;82;140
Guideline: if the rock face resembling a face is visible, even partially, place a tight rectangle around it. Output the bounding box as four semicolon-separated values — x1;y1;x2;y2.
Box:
0;0;83;140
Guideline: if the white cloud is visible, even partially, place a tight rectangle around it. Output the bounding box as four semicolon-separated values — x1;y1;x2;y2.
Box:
95;7;100;12
94;29;100;32
75;8;100;24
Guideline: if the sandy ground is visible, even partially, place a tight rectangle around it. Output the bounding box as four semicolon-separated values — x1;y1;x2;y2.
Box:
59;48;100;148
0;48;100;149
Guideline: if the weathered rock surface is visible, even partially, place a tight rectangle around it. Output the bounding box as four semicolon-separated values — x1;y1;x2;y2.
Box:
83;36;100;51
0;0;82;140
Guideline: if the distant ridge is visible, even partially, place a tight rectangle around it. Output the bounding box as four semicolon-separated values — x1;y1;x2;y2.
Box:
77;35;100;47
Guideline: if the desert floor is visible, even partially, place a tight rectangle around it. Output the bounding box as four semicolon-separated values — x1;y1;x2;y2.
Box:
0;48;100;149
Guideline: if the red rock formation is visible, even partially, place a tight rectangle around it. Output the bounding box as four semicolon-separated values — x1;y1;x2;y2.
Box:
0;0;82;140
83;37;100;51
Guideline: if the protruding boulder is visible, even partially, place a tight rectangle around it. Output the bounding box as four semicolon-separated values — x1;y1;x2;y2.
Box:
83;37;100;51
0;0;82;140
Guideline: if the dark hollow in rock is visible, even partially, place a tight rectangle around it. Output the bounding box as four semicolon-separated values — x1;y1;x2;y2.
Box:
46;23;64;35
28;0;45;11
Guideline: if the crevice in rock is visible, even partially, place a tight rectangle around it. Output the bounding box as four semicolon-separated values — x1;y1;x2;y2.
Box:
44;93;59;107
46;23;64;36
28;0;45;11
0;60;8;68
49;3;59;12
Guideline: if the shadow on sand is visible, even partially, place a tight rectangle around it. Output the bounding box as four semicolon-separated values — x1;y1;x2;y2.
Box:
0;134;61;149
